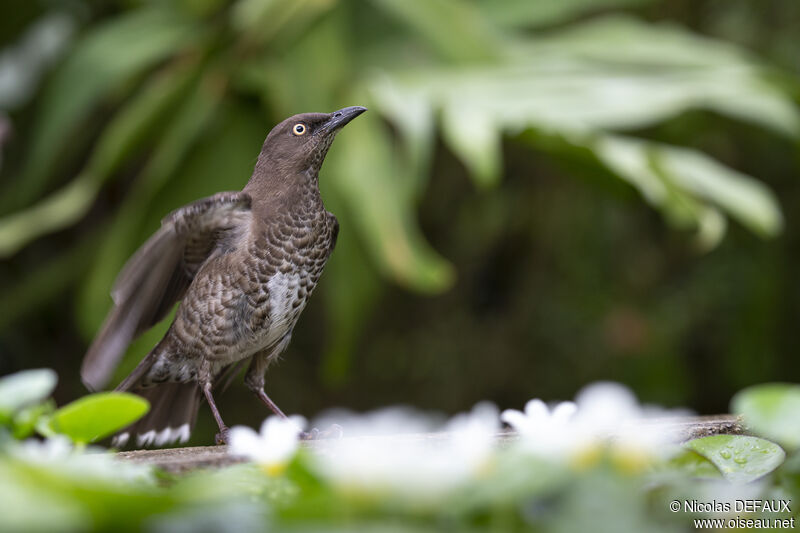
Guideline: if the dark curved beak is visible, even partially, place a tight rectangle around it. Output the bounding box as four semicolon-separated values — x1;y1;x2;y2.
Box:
322;106;367;133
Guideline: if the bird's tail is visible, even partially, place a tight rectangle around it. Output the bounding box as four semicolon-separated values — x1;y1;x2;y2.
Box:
111;352;199;449
110;340;200;448
112;382;202;448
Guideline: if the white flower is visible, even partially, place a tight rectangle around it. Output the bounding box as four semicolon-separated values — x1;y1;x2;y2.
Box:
501;399;578;457
9;436;152;482
11;435;73;461
502;382;690;468
445;401;501;468
312;403;500;504
228;415;305;475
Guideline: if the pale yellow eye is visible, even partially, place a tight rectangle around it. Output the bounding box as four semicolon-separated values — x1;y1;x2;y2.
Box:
292;123;307;136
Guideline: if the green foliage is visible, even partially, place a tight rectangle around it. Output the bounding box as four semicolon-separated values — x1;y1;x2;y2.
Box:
667;448;723;480
46;393;149;445
1;371;799;532
474;0;655;29
370;15;793;245
732;383;800;451
684;435;785;483
6;7;198;211
0;370;148;445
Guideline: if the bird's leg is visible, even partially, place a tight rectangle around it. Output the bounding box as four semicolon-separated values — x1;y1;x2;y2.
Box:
244;338;322;439
199;361;230;445
244;347;289;420
244;346;342;440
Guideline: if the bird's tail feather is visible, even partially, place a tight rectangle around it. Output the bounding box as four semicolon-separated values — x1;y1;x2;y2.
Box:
112;382;201;448
114;350;158;393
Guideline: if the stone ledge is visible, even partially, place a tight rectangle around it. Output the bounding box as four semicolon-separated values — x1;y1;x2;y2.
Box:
116;415;744;474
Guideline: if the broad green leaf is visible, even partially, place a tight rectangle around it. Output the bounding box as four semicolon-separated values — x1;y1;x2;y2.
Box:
6;7;196;212
231;0;335;44
370;0;501;63
0;61;199;258
650;143;782;237
685;435;785;484
441;106;501;188
667;449;723;479
514;16;800;137
591;134;780;245
370;15;793;242
0;174;99;258
48;392;149;444
368;75;435;199
732;383;800;451
0;369;57;419
475;0;655;29
372;18;799;143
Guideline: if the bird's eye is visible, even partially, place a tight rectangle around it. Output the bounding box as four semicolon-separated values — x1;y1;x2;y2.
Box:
292;123;307;136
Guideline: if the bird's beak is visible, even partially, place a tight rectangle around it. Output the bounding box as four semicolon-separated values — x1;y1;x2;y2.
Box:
321;106;367;133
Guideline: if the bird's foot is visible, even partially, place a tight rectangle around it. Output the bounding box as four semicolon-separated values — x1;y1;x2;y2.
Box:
215;426;231;445
299;427;319;440
300;424;342;440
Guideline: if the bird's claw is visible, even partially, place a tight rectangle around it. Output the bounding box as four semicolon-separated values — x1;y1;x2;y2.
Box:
215;427;231;445
300;427;319;440
300;424;342;440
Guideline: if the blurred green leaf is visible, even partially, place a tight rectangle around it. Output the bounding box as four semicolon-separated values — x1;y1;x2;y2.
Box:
0;369;57;421
369;15;794;242
591;134;781;244
371;0;501;63
441;105;501;188
732;383;800;451
0;60;200;258
685;435;785;484
368;75;435;199
48;392;149;444
231;0;336;45
667;448;723;479
235;6;351;112
474;0;655;28
5;7;197;212
0;173;100;258
546;17;800;136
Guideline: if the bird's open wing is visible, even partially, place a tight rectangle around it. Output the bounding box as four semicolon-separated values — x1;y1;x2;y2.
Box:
81;191;252;391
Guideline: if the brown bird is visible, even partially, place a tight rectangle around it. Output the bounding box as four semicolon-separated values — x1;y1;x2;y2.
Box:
81;106;367;447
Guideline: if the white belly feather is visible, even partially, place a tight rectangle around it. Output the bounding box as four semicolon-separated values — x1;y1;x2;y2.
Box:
264;271;306;347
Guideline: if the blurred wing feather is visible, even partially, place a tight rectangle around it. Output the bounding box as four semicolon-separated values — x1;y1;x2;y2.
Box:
81;191;252;391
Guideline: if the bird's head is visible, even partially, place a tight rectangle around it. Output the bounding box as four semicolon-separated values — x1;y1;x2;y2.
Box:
254;106;367;181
